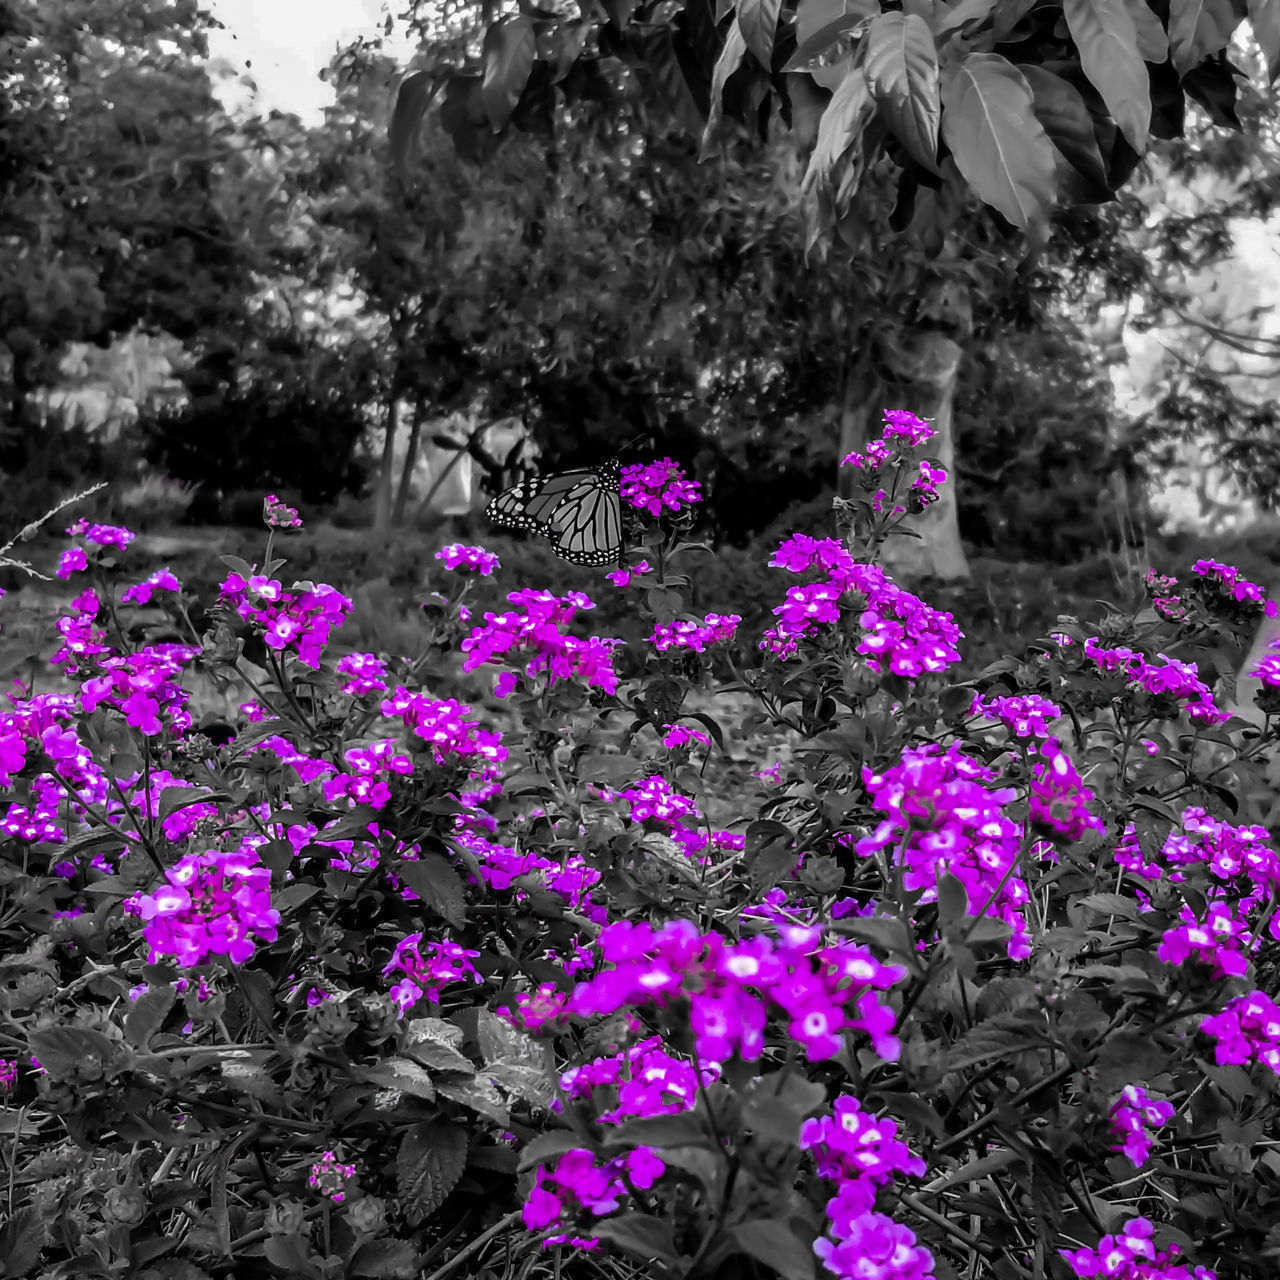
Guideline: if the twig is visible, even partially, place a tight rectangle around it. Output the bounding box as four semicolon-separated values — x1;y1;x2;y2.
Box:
423;1209;522;1280
0;481;108;579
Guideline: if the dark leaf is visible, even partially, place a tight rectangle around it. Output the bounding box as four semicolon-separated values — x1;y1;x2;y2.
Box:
729;1220;817;1280
397;1120;468;1226
125;986;177;1050
482;15;537;131
395;852;466;928
350;1240;420;1280
592;1214;681;1267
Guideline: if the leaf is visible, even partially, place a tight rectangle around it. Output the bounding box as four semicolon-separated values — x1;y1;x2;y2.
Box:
702;21;748;155
397;1120;468;1226
263;1233;321;1278
406;1016;465;1049
394;852;466;928
785;4;877;73
274;882;319;913
1249;0;1280;81
27;1026;118;1080
481;15;536;131
803;60;878;189
125;986;176;1050
1015;65;1110;191
737;0;784;66
518;1130;588;1173
0;1206;47;1279
932;0;999;37
939;53;1057;248
435;1074;510;1125
925;1148;1024;1192
390;70;444;175
936;871;969;932
350;1240;420;1280
1121;0;1169;59
863;11;941;169
220;1058;284;1104
357;1058;436;1101
488;1061;556;1106
602;1112;709;1150
1167;0;1236;75
729;1219;817;1280
943;1014;1044;1071
406;1040;474;1076
1062;0;1150;152
870;1089;947;1138
591;1214;681;1268
1076;892;1141;919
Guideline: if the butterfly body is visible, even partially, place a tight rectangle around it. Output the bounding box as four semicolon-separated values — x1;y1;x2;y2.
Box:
485;459;623;567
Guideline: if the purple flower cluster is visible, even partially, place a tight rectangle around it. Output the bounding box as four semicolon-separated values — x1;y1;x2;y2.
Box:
661;724;711;750
1079;639;1227;726
606;560;652;589
1029;739;1107;844
67;518;137;550
0;1058;16;1090
335;651;388;696
761;535;963;676
218;573;352;669
381;931;482;1013
456;828;606;924
123;847;281;966
508;919;906;1065
308;1151;356;1203
1060;1216;1215;1279
970;692;1062;739
558;1036;716;1123
801;1096;934;1280
79;643;199;739
840;409;937;471
1198;989;1280;1074
263;494;302;529
435;542;501;575
323;739;413;809
1108;1084;1175;1166
647;612;740;653
379;691;507;778
461;589;622;698
1190;558;1275;613
120;567;181;606
620;459;702;516
523;1146;665;1247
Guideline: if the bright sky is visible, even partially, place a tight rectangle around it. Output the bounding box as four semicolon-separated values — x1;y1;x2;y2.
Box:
205;0;412;123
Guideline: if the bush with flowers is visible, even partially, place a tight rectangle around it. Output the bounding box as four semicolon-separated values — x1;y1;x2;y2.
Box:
3;419;1280;1280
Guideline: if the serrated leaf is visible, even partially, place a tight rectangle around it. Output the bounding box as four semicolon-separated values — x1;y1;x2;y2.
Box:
406;1040;474;1075
592;1214;681;1267
125;986;176;1050
487;1061;555;1106
394;853;466;928
357;1057;436;1101
0;1206;47;1279
350;1239;420;1280
939;53;1057;247
275;882;319;913
729;1219;817;1280
482;15;536;131
863;12;940;169
925;1147;1024;1192
28;1026;119;1080
263;1233;320;1278
943;1014;1044;1071
220;1058;284;1104
435;1075;510;1125
397;1120;467;1226
1062;0;1150;152
1076;892;1140;919
406;1016;465;1048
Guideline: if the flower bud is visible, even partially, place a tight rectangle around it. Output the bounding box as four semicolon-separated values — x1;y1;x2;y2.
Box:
359;995;399;1043
306;999;356;1044
265;1197;308;1235
103;1184;147;1226
798;854;844;896
343;1195;386;1237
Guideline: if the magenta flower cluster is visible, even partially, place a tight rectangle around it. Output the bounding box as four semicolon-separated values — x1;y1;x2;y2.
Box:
856;741;1066;962
218;573;352;669
263;494;302;529
1077;638;1227;726
648;612;740;653
461;589;622;697
840;409;936;471
323;739;413;809
68;518;137;550
970;692;1062;739
1108;1084;1175;1166
523;1146;665;1247
558;1035;716;1123
1199;989;1280;1074
436;542;501;575
620;458;702;516
761;534;963;677
123;847;281;966
1059;1217;1216;1279
381;931;482;1013
1029;739;1107;844
508;919;906;1066
308;1151;356;1203
379;691;507;778
801;1096;934;1280
335;651;388;696
120;567;181;606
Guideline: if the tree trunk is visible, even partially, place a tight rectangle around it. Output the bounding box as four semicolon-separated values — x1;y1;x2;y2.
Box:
837;328;968;581
393;394;426;528
373;387;399;532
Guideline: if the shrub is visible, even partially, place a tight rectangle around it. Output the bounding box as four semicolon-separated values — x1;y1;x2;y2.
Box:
4;423;1280;1280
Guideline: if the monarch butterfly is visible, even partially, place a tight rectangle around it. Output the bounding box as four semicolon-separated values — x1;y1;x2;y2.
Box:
485;458;624;568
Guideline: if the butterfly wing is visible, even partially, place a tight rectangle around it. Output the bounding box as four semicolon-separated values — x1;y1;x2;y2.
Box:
485;461;623;567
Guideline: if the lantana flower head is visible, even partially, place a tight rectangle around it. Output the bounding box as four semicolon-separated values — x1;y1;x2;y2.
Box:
436;543;500;575
620;459;701;517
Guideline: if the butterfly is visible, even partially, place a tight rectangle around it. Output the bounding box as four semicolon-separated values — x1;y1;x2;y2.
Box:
485;458;624;568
